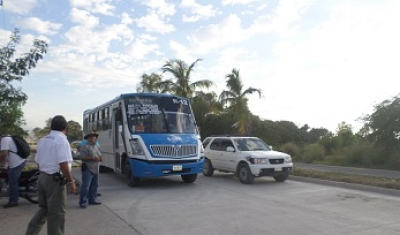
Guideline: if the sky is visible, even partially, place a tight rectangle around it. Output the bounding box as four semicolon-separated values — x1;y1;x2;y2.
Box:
1;0;399;134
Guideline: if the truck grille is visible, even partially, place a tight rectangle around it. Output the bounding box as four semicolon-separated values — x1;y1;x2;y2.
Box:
269;159;284;164
150;145;197;158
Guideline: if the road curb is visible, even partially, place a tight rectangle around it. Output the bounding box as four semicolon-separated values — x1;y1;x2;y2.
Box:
290;175;400;197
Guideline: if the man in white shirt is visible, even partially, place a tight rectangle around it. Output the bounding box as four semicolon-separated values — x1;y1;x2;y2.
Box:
25;115;76;235
0;132;27;208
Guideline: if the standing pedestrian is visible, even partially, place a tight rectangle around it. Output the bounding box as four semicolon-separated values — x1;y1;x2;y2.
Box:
78;131;102;208
0;132;27;208
77;133;102;197
25;115;76;235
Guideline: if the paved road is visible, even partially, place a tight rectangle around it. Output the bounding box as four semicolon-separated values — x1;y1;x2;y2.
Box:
2;170;400;235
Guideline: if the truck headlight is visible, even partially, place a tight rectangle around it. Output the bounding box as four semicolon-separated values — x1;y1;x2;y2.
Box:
285;156;292;163
248;158;268;164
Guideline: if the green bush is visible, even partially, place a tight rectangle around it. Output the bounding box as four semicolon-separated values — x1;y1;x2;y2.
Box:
280;142;300;159
341;142;374;167
301;143;325;163
321;154;347;166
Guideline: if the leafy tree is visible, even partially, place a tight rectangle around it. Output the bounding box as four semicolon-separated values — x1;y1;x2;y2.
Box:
307;128;330;143
66;120;83;142
31;118;52;141
0;29;47;136
361;95;400;149
136;73;163;93
200;113;236;138
219;68;262;134
191;91;224;138
192;91;222;115
32;118;82;142
159;59;213;98
335;122;355;147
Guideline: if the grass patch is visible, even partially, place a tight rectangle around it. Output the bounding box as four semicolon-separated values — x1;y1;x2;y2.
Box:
292;168;400;190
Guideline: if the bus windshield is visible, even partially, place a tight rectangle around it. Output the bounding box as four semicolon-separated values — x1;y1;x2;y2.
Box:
125;96;197;134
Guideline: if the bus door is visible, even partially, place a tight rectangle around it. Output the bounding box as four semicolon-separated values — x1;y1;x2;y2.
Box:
112;107;123;173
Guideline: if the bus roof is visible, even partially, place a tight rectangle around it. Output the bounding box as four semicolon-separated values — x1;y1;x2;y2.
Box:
83;92;188;114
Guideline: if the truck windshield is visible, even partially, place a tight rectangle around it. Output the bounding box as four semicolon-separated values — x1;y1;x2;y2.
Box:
125;96;197;134
233;137;271;151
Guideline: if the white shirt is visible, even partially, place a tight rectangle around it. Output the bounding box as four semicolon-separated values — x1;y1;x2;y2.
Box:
35;130;73;174
0;136;26;168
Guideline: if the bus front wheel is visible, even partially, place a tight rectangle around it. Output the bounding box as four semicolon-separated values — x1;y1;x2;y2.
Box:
181;174;197;183
124;162;140;187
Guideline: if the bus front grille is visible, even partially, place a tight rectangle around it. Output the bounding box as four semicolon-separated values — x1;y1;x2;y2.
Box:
150;145;197;158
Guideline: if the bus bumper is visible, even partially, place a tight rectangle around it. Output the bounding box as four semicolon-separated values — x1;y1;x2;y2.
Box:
129;157;204;178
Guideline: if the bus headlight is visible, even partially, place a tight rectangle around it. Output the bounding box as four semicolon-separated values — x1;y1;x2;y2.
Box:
199;138;204;154
130;139;144;155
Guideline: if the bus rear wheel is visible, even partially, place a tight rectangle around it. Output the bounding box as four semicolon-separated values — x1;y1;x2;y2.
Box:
181;174;197;183
124;162;140;187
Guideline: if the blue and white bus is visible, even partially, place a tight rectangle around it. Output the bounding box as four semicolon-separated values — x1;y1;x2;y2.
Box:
82;93;204;186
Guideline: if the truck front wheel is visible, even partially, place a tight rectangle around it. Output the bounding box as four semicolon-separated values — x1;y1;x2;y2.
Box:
181;174;197;183
124;161;140;187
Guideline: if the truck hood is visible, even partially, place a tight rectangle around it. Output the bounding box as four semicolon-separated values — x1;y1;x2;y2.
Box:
245;150;290;159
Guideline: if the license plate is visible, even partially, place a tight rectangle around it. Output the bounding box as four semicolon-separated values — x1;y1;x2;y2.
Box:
275;167;282;171
173;165;182;171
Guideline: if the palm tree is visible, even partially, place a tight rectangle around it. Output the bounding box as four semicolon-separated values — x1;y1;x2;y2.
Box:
136;73;163;93
159;59;213;98
194;91;223;115
219;68;262;134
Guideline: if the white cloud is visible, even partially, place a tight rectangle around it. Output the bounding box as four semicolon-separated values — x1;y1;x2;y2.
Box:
256;4;268;11
180;0;217;22
14;17;62;35
185;14;249;54
222;0;262;6
2;0;399;133
249;0;312;35
70;8;99;28
134;11;176;33
139;34;157;41
248;1;400;131
70;0;115;15
138;0;175;16
0;29;13;45
121;12;133;25
2;0;37;14
127;39;159;60
60;21;134;60
169;40;194;62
